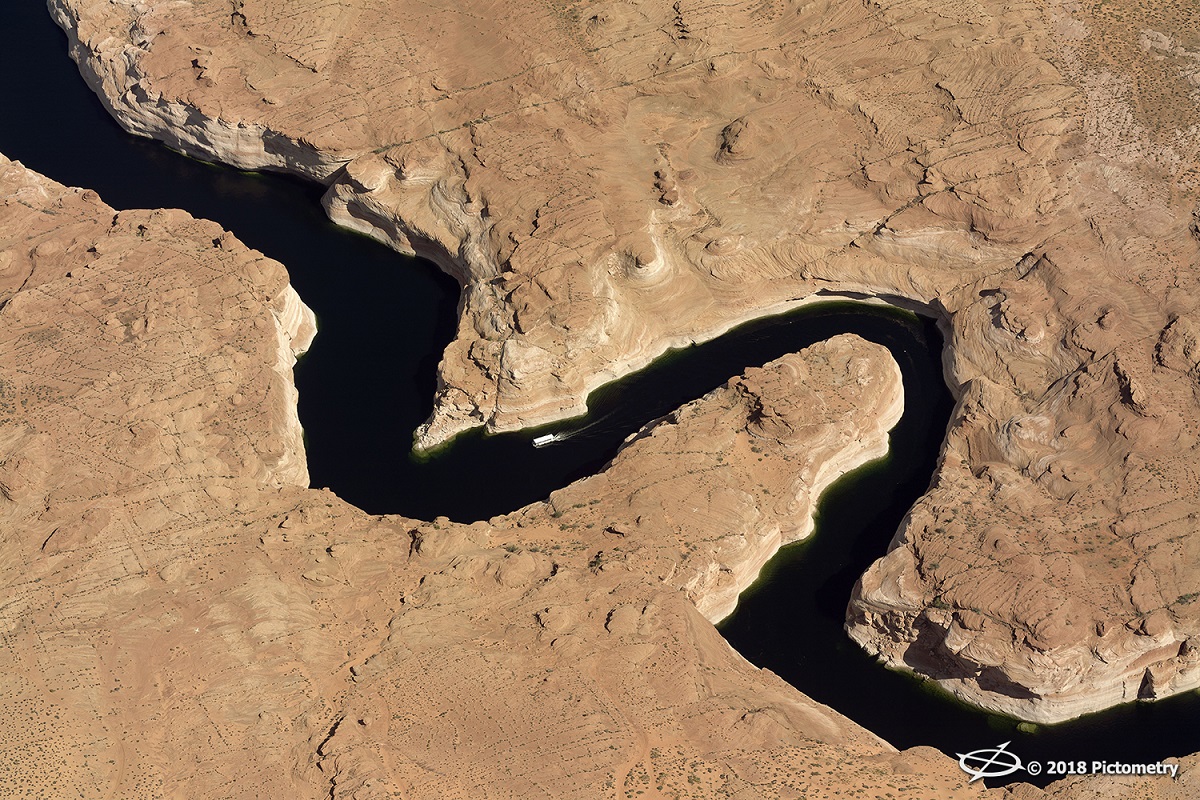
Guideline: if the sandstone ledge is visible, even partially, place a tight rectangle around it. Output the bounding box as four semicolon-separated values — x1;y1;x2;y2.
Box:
7;153;1200;798
2;155;983;797
48;0;1200;737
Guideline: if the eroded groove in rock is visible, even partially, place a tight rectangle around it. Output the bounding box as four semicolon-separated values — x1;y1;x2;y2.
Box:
1;155;993;797
39;0;1200;752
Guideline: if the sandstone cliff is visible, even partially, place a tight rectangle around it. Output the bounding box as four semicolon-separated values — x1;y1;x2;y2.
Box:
2;154;985;797
47;0;1200;721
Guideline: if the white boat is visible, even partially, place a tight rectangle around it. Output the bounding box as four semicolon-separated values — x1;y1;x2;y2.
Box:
532;433;560;448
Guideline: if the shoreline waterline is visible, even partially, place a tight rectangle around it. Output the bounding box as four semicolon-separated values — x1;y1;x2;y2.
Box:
2;3;1199;788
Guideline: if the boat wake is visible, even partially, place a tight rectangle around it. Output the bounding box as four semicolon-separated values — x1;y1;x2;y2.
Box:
531;411;620;447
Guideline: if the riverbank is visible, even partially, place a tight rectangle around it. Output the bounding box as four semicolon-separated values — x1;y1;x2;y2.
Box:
0;153;987;796
10;0;1200;786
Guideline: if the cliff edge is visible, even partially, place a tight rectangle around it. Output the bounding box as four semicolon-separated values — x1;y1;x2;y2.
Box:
41;0;1200;740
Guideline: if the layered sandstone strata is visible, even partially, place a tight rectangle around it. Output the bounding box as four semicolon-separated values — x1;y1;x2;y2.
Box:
510;333;905;623
6;152;1200;797
49;0;1036;449
0;154;986;797
46;0;1200;732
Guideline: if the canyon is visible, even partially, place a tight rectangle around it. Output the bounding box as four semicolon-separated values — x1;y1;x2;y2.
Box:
48;0;1200;724
5;152;1194;797
0;152;961;796
2;0;1200;794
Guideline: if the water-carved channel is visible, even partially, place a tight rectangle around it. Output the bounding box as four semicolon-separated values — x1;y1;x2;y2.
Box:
4;3;1199;787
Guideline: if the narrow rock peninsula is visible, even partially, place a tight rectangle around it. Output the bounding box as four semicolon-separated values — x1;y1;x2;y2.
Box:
501;334;905;625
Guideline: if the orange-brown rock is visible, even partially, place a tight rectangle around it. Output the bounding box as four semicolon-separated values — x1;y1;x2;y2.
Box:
2;154;984;797
40;0;1200;749
49;0;1053;448
512;334;904;623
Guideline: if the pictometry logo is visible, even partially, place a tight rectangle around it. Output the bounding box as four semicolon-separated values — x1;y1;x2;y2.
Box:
956;742;1180;783
956;741;1031;782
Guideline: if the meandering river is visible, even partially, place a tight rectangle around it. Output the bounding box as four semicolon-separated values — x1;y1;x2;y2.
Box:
4;3;1198;787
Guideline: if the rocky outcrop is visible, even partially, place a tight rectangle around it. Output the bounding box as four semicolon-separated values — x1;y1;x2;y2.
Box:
848;253;1200;722
0;153;315;495
1;156;991;798
508;333;905;623
45;0;1200;737
47;0;355;179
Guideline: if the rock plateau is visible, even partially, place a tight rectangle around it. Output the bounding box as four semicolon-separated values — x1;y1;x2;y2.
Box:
4;0;1200;793
46;0;1200;721
2;152;980;797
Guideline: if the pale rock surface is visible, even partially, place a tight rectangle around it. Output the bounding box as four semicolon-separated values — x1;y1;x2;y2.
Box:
506;334;904;623
42;0;1200;747
1;155;982;798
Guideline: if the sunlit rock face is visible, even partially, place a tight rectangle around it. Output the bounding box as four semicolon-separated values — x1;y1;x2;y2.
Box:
37;0;1200;767
1;154;981;797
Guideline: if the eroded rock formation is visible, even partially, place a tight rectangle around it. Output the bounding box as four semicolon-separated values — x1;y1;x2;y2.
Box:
2;153;988;797
23;0;1200;771
48;0;1200;723
503;331;904;624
